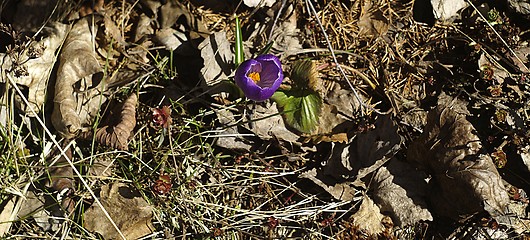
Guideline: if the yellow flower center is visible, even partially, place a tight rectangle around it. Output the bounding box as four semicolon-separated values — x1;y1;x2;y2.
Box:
248;72;261;83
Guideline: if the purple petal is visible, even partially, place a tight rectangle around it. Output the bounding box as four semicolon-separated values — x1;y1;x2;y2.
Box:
255;54;282;88
235;54;283;101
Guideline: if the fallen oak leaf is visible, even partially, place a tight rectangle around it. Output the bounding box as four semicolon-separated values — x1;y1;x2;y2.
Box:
370;159;433;226
407;98;510;220
80;94;137;150
84;183;154;239
51;17;106;138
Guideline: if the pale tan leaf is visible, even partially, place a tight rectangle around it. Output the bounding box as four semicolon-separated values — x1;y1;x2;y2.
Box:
0;22;69;116
199;31;233;86
52;17;106;138
316;85;364;136
350;196;385;235
84;183;154;239
0;197;16;236
248;103;299;143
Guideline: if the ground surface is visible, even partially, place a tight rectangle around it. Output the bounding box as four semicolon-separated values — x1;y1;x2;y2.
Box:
1;0;530;239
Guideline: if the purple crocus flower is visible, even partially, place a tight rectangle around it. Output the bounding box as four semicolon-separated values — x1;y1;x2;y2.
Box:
235;54;284;101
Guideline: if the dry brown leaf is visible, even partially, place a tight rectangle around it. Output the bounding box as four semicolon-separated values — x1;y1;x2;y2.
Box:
509;46;530;73
358;1;389;37
199;31;233;86
321;115;402;187
0;22;69;116
81;94;137;151
153;27;187;50
407;100;510;220
247;103;299;143
300;116;402;200
249;4;302;55
350;196;385;235
51;17;106;138
213;108;253;151
17;190;63;231
370;160;433;226
134;14;154;43
84;183;154;239
158;0;209;40
299;168;357;201
316;85;363;136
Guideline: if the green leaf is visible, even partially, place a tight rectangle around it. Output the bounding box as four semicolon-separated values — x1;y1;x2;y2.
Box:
234;16;244;67
272;89;322;134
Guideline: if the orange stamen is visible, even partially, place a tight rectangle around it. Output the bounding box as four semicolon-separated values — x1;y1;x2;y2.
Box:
248;72;261;83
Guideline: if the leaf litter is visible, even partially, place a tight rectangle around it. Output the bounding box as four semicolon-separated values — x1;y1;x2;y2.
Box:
1;0;530;239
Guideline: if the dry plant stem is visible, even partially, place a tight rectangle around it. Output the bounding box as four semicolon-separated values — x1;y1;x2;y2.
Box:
466;0;530;72
305;0;385;115
6;79;127;240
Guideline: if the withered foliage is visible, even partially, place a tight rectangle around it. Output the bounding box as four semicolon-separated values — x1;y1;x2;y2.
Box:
80;94;137;151
408;99;510;220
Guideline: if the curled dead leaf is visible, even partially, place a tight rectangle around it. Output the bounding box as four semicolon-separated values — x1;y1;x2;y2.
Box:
81;94;137;150
408;100;510;220
52;17;106;138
